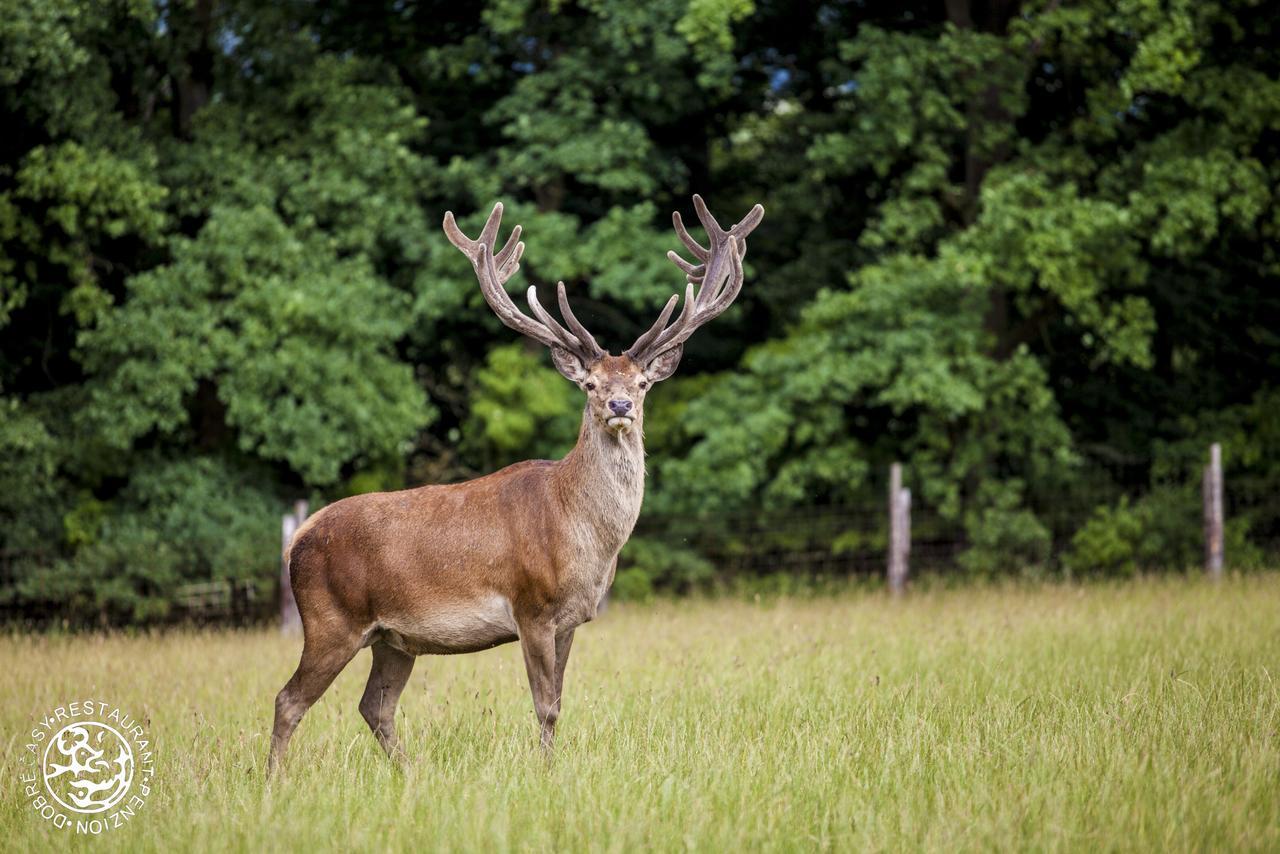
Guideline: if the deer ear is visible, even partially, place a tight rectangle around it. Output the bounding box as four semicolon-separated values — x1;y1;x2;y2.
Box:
644;345;683;383
550;346;590;383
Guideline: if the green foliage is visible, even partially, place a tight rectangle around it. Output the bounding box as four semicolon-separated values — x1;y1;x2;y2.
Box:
646;0;1279;589
617;536;715;597
1;0;1278;619
958;482;1052;575
13;456;278;620
1063;497;1152;578
464;343;581;468
5;142;168;326
0;399;59;559
20;519;180;623
79;205;432;484
676;0;755;90
1065;485;1262;577
608;568;655;603
118;456;279;584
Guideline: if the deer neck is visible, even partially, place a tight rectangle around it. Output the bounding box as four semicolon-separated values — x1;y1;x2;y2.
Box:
554;405;646;557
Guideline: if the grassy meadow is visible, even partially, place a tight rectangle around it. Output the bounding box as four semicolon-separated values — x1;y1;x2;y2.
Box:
2;573;1278;852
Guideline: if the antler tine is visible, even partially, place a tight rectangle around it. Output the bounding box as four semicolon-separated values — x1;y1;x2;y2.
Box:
651;281;701;352
626;285;690;359
477;203;504;252
497;240;525;280
669;203;763;283
640;238;741;359
691;196;763;306
672;211;709;261
691;193;725;239
628;195;764;364
526;285;582;351
442;209;475;254
705;236;747;306
495;224;522;267
557;281;603;356
709;237;744;312
667;249;704;282
729;203;766;239
474;244;560;349
444;203;603;364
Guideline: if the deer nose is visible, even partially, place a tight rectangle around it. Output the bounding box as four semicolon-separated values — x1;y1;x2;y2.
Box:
608;399;633;416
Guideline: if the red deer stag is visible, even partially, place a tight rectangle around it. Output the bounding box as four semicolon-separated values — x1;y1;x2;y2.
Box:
268;195;764;771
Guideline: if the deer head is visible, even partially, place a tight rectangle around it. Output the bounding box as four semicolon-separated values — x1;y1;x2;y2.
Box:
443;195;765;435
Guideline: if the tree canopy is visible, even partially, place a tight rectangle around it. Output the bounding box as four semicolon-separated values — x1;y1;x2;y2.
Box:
2;0;1277;619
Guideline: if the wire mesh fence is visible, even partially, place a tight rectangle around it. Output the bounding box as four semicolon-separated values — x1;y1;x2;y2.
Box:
5;446;1278;626
621;449;1280;588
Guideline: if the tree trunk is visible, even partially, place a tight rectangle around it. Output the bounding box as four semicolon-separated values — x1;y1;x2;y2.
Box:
173;0;216;139
946;0;1023;358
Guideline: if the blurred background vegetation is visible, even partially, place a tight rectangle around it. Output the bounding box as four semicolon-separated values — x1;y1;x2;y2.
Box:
1;0;1277;621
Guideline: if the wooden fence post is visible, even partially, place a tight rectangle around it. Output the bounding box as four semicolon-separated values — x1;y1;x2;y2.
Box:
888;464;910;595
900;487;911;583
1203;443;1223;579
280;500;309;634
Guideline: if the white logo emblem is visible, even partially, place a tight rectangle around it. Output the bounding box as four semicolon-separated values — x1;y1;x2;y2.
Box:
43;721;135;814
21;701;155;835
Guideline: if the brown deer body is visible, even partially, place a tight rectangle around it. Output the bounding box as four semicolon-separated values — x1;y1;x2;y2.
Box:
268;196;763;771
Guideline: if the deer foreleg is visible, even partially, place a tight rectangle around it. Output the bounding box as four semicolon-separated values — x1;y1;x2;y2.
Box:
552;628;575;726
518;622;560;750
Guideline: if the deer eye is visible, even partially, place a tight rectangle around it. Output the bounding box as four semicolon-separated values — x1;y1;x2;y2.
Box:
638;380;648;389
585;382;595;391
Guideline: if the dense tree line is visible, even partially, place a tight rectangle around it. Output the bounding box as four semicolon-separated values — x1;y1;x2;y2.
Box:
2;0;1277;619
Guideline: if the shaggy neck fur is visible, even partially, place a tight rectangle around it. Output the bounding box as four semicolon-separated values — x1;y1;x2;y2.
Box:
554;404;646;559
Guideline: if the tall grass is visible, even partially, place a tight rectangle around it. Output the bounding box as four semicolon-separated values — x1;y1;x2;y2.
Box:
3;574;1278;852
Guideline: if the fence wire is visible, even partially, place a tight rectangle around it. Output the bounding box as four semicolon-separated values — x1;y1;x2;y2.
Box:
6;453;1279;625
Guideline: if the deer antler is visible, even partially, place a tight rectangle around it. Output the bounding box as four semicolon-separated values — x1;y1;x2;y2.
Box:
626;194;765;365
443;203;604;365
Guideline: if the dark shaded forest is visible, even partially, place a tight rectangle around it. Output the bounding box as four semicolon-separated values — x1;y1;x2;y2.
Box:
2;0;1277;620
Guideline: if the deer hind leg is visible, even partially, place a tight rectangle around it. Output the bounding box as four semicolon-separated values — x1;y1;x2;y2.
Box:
359;641;415;762
268;630;362;775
